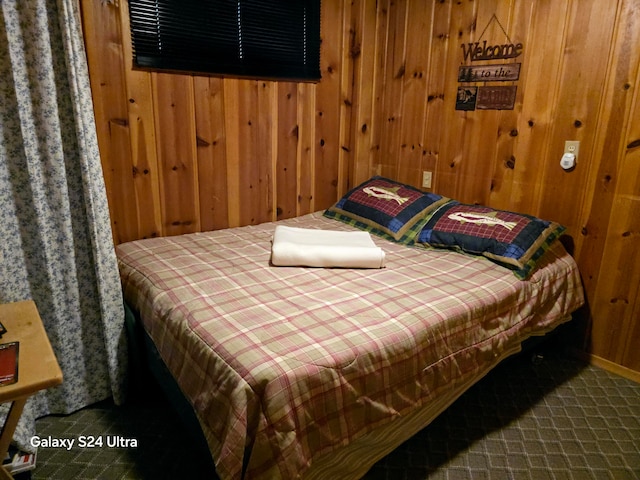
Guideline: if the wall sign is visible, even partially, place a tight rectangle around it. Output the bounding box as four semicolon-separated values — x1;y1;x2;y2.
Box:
461;41;523;62
456;14;521;111
476;86;517;110
458;63;521;82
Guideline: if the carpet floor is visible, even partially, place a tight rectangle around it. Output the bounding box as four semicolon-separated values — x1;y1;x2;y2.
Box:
24;345;640;480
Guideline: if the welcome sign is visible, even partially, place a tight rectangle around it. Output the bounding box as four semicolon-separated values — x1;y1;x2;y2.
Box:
456;14;521;111
461;41;523;62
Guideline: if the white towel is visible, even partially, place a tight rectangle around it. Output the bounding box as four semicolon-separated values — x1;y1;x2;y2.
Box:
271;225;386;269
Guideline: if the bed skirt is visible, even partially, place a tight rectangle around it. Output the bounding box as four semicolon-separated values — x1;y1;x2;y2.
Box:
124;301;571;479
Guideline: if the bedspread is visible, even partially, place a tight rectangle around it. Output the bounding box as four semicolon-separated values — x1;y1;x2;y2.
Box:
116;212;585;480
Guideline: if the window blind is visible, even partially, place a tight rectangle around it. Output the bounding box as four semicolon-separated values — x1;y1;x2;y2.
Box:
128;0;321;81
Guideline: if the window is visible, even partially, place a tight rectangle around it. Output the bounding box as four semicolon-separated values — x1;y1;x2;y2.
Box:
128;0;321;82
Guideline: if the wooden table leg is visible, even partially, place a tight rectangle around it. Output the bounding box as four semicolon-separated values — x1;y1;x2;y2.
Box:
0;398;28;480
0;463;13;480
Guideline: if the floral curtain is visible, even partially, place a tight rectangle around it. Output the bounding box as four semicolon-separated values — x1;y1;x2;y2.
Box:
0;0;127;450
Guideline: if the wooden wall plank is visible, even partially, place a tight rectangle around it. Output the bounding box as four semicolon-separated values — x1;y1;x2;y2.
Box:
235;80;275;226
235;80;256;226
118;0;162;240
128;112;161;240
624;267;640;370
396;1;433;187
487;0;531;212
276;83;300;220
421;0;452;193
314;1;344;210
368;1;391;179
337;1;355;198
194;77;229;232
222;79;241;228
590;195;640;366
454;0;513;206
588;19;640;370
81;0;132;242
489;1;568;216
296;83;316;216
105;120;137;243
537;0;618;231
376;0;408;181
350;0;378;187
576;0;640;300
152;73;200;236
434;0;477;200
618;68;640;369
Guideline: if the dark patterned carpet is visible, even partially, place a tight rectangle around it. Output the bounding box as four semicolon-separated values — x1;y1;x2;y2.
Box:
23;345;640;480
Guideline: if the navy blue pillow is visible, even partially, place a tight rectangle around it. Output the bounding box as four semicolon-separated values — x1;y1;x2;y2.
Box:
418;202;565;279
324;176;449;243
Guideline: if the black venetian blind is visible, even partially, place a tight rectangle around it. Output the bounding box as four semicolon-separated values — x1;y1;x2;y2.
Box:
128;0;321;81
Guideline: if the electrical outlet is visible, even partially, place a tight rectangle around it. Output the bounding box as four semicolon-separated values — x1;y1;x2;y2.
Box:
422;171;432;189
564;141;580;160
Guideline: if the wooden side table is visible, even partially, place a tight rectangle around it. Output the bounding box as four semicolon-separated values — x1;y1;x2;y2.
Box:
0;301;63;480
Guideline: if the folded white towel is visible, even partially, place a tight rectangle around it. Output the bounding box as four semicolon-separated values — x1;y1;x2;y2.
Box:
271;225;386;268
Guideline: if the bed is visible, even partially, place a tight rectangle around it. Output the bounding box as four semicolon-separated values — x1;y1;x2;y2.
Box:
116;177;585;480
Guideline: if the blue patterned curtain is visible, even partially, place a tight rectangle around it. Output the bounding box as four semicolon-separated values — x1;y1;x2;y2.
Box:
0;0;127;450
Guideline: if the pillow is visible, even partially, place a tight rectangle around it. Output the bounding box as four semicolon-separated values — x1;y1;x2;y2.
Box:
323;176;449;244
417;201;565;279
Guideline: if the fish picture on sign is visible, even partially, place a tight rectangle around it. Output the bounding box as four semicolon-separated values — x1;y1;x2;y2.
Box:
456;86;477;111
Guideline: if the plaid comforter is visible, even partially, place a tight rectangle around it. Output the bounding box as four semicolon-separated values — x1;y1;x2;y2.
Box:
116;212;584;480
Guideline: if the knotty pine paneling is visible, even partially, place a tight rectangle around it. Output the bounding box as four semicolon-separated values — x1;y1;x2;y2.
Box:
583;0;640;369
81;0;640;375
194;77;229;231
153;73;200;236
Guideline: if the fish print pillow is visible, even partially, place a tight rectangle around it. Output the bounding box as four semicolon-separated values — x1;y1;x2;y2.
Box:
418;201;565;279
324;176;449;244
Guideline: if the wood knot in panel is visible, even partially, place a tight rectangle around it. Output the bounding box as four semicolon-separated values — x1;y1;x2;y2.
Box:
196;136;210;147
504;156;516;169
627;139;640;150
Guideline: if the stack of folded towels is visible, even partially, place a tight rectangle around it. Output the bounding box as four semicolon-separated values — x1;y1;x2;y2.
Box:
271;225;386;269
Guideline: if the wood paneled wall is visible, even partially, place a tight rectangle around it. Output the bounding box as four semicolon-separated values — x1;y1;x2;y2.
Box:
81;0;640;376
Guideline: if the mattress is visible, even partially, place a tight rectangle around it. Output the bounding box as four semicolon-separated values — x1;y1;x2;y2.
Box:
116;212;585;480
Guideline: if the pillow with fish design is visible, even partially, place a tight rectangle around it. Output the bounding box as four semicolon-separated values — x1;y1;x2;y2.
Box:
324;176;449;243
417;201;565;279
